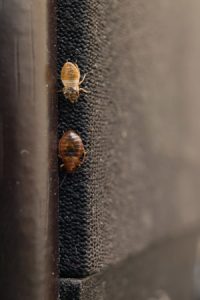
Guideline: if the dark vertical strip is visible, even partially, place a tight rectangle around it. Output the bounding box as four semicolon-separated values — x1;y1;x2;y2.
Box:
57;0;92;278
57;0;112;278
0;1;58;300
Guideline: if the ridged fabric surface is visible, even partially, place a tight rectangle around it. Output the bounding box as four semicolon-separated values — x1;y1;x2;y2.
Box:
60;234;198;300
57;0;200;279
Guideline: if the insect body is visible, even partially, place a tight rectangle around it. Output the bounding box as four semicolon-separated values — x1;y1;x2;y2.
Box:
58;130;86;173
61;62;88;102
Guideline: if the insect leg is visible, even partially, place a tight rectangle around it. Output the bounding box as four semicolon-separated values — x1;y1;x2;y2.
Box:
79;87;90;94
59;174;66;188
83;150;87;161
80;150;87;165
79;73;87;85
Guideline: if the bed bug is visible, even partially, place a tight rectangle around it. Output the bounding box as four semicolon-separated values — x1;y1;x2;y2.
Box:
60;62;88;102
58;130;86;173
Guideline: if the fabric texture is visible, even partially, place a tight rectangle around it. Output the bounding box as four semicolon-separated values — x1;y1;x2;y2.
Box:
57;0;200;279
60;234;198;300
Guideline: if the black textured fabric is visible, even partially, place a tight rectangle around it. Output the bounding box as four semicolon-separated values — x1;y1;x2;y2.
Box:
57;0;200;279
60;234;198;300
57;0;113;277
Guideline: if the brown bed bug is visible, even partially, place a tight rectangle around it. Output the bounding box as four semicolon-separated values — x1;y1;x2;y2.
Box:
58;130;86;173
61;62;88;102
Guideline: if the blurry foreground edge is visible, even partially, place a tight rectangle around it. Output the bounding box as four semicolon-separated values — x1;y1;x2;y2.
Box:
0;1;58;300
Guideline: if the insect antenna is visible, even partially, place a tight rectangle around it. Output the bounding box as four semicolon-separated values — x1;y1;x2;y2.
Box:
59;173;66;189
